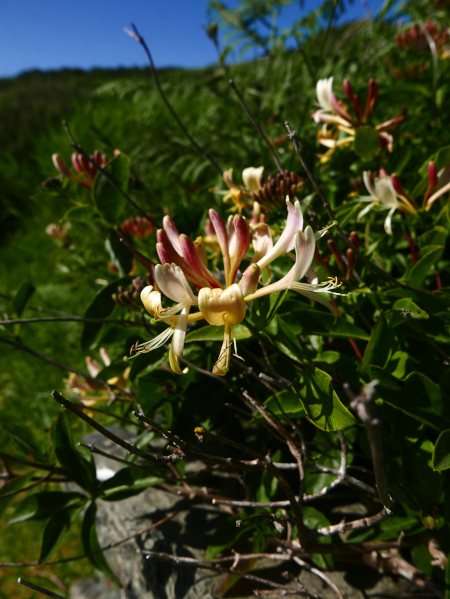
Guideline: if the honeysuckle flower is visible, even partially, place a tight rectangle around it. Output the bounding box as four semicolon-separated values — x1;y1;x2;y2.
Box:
312;77;406;162
357;171;417;235
129;200;341;376
66;348;130;408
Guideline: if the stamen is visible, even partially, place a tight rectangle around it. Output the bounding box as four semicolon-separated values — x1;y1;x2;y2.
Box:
124;327;175;362
315;221;337;240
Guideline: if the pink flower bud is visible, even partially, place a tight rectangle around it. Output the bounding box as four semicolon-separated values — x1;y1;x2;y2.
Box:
179;234;221;288
343;79;354;103
331;94;354;124
52;154;72;178
364;79;378;122
240;263;260;297
423;162;439;207
349;231;361;249
71;153;84;174
428;161;438;188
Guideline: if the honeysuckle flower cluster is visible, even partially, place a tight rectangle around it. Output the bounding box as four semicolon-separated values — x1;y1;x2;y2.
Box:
312;77;406;162
52;149;121;190
120;213;154;239
66;348;130;409
221;167;305;211
127;201;342;376
395;21;450;59
356;171;418;235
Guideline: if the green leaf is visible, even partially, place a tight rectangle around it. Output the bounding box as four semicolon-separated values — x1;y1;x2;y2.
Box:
81;276;132;351
258;390;306;420
277;303;369;341
371;367;450;430
12;281;35;318
292;367;356;431
82;502;119;584
92;153;131;222
185;323;252;343
97;466;163;501
418;226;447;250
393;298;429;319
432;430;450;471
403;246;444;287
0;472;35;519
250;289;287;331
353;126;380;161
105;230;133;276
10;491;86;524
54;412;97;493
360;312;392;377
39;502;86;564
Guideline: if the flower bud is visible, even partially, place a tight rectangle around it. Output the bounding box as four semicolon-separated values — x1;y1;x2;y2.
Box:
327;238;344;272
240;264;260;297
198;284;246;326
346;248;356;279
349;231;361;249
52;154;72;178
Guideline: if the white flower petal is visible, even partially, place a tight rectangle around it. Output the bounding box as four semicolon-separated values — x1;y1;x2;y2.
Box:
384;206;396;236
257;199;303;270
155;264;198;305
242;166;264;192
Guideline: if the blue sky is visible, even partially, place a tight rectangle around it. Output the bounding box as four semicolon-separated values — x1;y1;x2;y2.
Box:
0;0;388;79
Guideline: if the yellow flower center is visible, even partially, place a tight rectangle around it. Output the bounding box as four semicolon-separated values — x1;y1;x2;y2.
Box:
198;284;246;326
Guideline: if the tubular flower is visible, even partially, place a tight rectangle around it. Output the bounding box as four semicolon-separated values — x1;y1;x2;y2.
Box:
312;77;406;163
357;171;418;235
128;200;341;376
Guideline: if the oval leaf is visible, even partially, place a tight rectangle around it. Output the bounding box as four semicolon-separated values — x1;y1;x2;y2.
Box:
432;429;450;471
293;367;356;431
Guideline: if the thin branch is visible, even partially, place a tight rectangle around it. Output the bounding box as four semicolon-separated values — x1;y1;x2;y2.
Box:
229;78;283;174
0;473;52;499
293;557;343;599
2;511;178;568
0;451;65;476
345;382;395;513
142;550;310;597
0;316;145;327
62;120;152;223
18;579;66;599
0;336;133;399
126;23;223;176
51;390;171;465
310;508;390;538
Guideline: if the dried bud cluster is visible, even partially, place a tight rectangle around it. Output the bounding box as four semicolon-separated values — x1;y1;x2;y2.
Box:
251;170;304;207
113;274;153;309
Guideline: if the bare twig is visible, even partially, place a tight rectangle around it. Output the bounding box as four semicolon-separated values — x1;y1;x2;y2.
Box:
0;316;145;326
18;578;66;599
345;381;395;513
229;79;283;174
143;550;310;597
293;557;343;599
51;390;171;465
62;120;152;223
126;23;223;176
0;472;52;499
0;337;133;399
310;508;390;538
2;511;178;568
